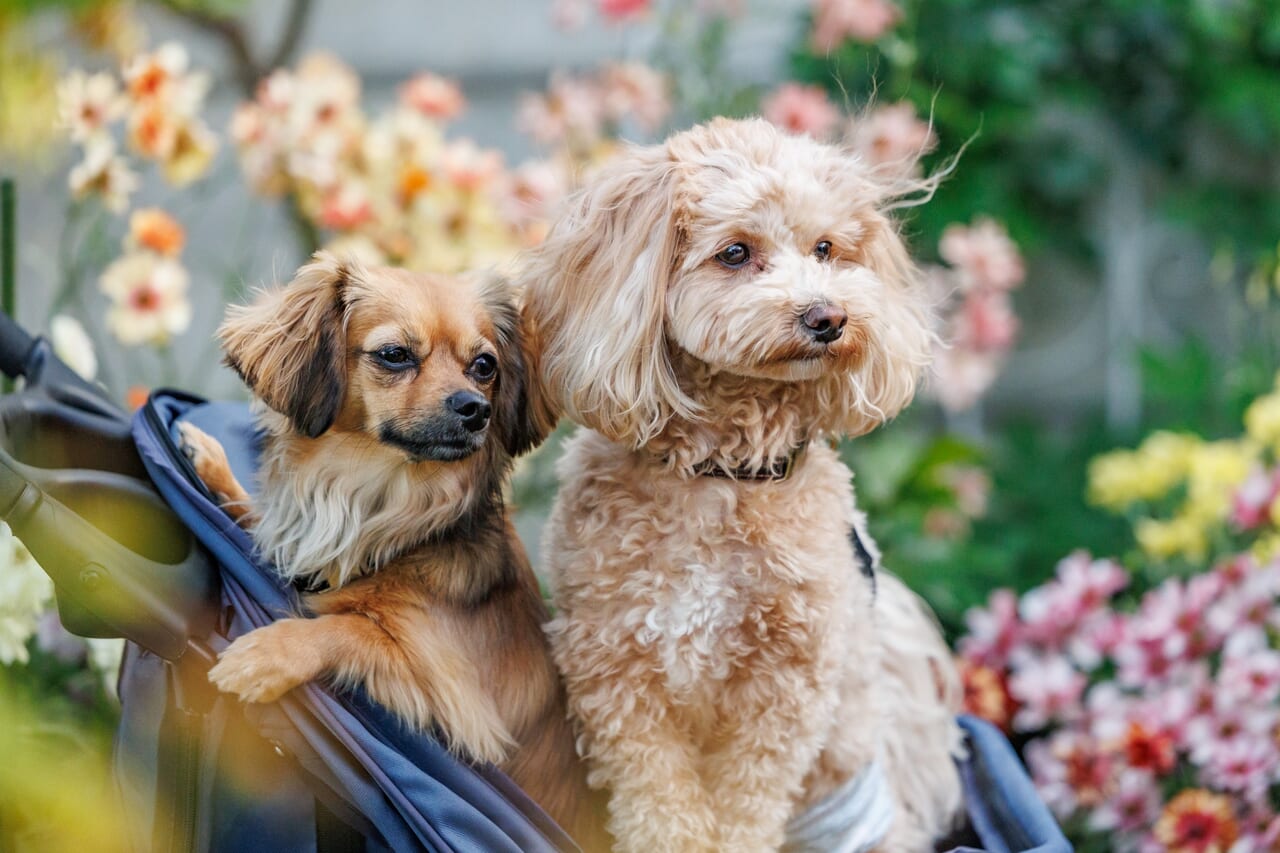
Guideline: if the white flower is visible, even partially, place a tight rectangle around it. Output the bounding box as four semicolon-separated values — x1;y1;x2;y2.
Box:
57;69;126;143
0;523;53;666
99;251;193;346
50;315;98;381
68;138;139;213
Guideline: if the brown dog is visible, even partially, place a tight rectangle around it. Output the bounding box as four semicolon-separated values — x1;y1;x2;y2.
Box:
182;251;605;848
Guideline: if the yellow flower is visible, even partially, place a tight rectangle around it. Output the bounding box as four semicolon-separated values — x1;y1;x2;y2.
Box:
1184;439;1257;524
1254;532;1280;563
1135;514;1208;562
1087;431;1199;510
1244;390;1280;451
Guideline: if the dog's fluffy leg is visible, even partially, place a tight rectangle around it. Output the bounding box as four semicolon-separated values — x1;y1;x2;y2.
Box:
563;681;717;853
874;573;966;851
178;422;254;526
209;613;515;765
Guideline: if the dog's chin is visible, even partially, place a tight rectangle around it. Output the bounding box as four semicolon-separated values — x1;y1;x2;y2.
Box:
377;422;487;464
724;357;829;382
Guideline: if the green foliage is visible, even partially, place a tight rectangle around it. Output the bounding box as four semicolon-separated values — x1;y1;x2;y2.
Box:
791;0;1280;266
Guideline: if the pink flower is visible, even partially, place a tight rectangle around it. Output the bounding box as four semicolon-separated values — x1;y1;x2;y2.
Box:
928;344;1000;413
1230;467;1280;531
1218;636;1280;705
601;62;670;134
847;102;936;173
1026;730;1114;816
1087;769;1160;834
811;0;901;52
960;588;1021;668
319;181;373;230
399;73;466;121
761;83;841;139
1199;736;1278;801
517;74;605;148
953;289;1019;352
1184;693;1276;768
1009;654;1086;731
599;0;650;21
939;218;1026;292
1018;553;1127;653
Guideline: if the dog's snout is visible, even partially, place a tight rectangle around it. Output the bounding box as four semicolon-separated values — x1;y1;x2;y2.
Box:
447;391;491;432
801;304;847;344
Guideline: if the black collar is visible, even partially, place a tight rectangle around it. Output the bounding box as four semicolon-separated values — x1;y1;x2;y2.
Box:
691;442;808;482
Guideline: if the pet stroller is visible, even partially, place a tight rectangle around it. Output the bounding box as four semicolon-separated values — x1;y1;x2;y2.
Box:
0;311;1072;853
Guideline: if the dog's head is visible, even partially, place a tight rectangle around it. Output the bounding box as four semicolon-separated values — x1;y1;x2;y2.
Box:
522;117;935;448
220;251;540;463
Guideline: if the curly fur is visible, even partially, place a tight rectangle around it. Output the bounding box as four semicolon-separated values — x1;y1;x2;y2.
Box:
521;118;964;852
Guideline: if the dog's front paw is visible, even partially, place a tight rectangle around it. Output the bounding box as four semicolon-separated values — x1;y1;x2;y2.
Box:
208;621;321;703
178;422;234;498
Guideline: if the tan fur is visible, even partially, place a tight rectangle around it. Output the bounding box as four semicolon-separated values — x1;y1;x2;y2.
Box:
194;253;609;850
522;118;964;852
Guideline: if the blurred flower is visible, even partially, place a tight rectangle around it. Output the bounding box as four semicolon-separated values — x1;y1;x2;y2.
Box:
599;0;651;21
99;251;192;346
1008;654;1087;730
1087;431;1201;511
939;218;1026;292
960;588;1021;668
959;658;1016;730
811;0;901;52
0;523;52;665
1135;514;1209;562
72;1;147;62
50;315;98;382
1153;790;1238;853
68;138;139;213
952;289;1018;352
399;73;466;121
1230;466;1280;530
1087;768;1160;834
126;386;150;411
940;464;991;518
1026;730;1113;814
518;73;606;148
57;70;126;143
159;120;218;186
601;62;670;134
929;347;999;412
762;83;841;139
122;42;197;105
847;102;936;174
1244;389;1280;452
0;46;61;166
128;208;185;256
552;0;591;29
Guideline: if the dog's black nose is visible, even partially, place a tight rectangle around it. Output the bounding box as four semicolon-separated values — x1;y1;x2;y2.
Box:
802;304;847;344
447;391;491;432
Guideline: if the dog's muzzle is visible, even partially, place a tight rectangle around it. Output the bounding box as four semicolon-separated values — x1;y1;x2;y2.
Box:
379;407;489;462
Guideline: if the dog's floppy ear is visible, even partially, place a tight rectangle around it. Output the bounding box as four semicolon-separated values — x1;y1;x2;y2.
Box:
518;143;699;447
477;275;548;457
219;251;353;438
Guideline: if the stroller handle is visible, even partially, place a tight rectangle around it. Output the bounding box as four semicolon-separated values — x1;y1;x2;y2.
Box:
0;318;216;661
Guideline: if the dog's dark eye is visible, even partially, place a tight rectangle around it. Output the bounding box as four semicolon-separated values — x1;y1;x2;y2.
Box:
715;243;751;269
814;240;833;260
375;346;414;369
470;353;497;381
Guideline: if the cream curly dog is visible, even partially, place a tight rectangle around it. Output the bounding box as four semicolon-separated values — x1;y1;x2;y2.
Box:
520;118;965;853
